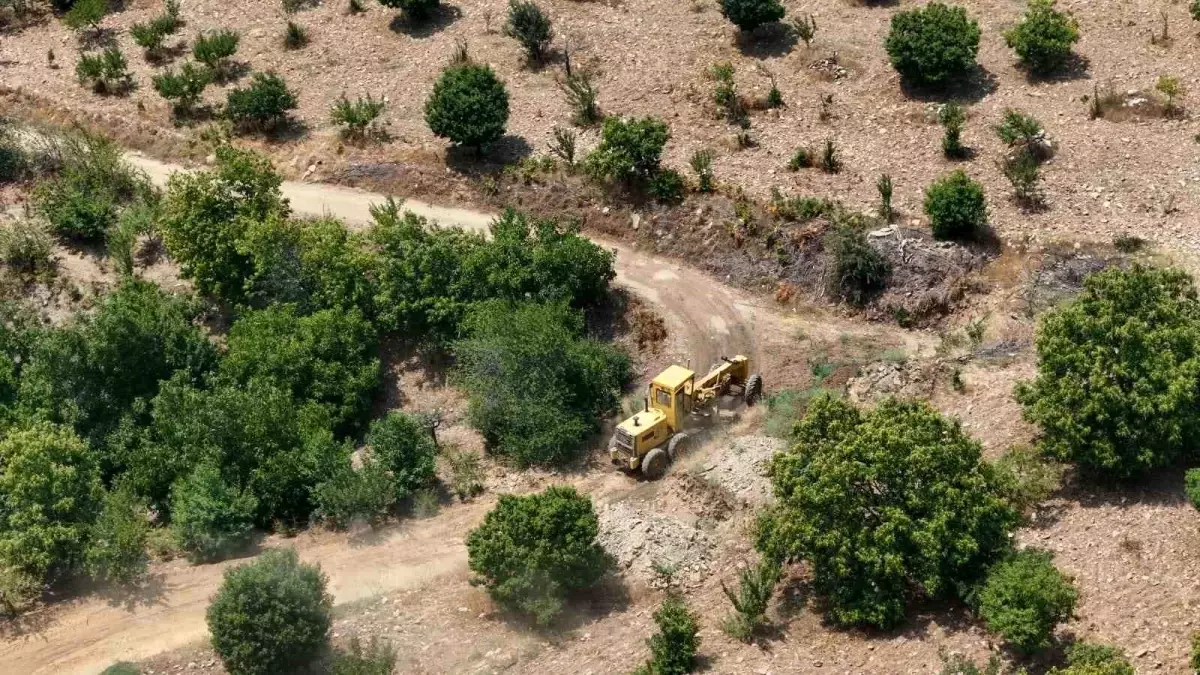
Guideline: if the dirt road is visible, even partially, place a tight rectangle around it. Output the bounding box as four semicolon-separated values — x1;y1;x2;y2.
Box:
0;154;763;674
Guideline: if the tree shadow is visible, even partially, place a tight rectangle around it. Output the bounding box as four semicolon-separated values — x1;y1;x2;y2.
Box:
79;27;119;49
900;65;999;104
1024;52;1091;84
444;135;534;177
146;41;189;67
735;23;797;58
211;60;252;84
388;4;461;38
93;571;171;611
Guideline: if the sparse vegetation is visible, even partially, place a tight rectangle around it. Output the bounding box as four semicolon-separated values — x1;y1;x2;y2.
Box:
193;30;240;80
560;71;600;125
1004;0;1079;75
787;146;813;171
466;485;611;624
992;444;1063;515
721;558;781;641
153;63;212;118
283;20;309;50
877;173;894;221
820;138;841;173
1157;74;1184;114
792;13;816;47
924;169;987;240
76;47;134;96
0;220;54;275
689;148;715;192
505;0;553;63
425;62;510;150
827;222;891;306
710;62;748;127
64;0;106;36
885;2;981;87
330;94;387;140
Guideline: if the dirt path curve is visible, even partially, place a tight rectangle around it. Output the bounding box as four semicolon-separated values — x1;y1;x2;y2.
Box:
0;154;763;674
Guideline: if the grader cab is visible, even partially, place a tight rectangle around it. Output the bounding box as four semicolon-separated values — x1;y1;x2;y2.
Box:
609;355;761;479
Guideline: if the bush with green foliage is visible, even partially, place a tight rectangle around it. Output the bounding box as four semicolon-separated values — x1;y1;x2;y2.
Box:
207;548;332;675
193;30;240;80
1049;642;1134;675
225;72;298;134
975;548;1077;653
18;279;217;453
84;485;150;584
130;20;169;60
1191;633;1200;674
939;102;967;158
366;411;437;501
718;0;785;33
756;395;1018;628
885;2;981;87
75;47;133;96
633;593;700;675
312;459;395;528
827;222;891;306
0;220;54;275
466;485;610;624
455;301;629;466
330;636;398;675
283;20;309;49
505;0;553;63
0;423;103;588
992;444;1063;515
170;463;257;561
64;0;105;34
153;62;212;117
1186;468;1200;509
221;305;380;435
379;0;438;21
924;169;987;240
1017;265;1200;480
584;115;670;186
159;145;288;300
996;109;1045;152
33;131;149;241
424;63;510;150
1004;0;1079;75
648;167;685;203
721;558;781;642
330;94;387;140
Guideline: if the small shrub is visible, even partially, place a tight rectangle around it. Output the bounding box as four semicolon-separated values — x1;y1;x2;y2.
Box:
976;549;1077;653
637;593;700;675
76;47;133;96
996;109;1044;151
193;30;240;80
560;71;600;125
787;146;813;170
446;448;484;500
330;94;387;140
548;126;577;165
225;72;298;133
689;148;715;192
1004;0;1079;75
505;0;553;63
466;486;610;624
379;0;439;22
100;664;141;675
1049;642;1134;675
719;0;785;34
130;20;169;60
648;168;685;203
584;116;670;185
877;173;894;221
1001;150;1042;206
1112;234;1146;253
827;222;891;306
0;220;54;274
820;138;840;173
64;0;105;34
721;558;781;641
1193;0;1200;22
924;169;986;240
792;13;816;46
171;463;257;562
939;102;967;159
885;2;981;87
424;63;510;150
207;548;332;675
992;445;1063;514
1191;633;1200;674
153;62;212;117
313;459;395;528
367;411;437;502
1185;468;1200;509
283;20;309;49
85;486;150;585
330;636;397;675
710;62;747;126
1157;74;1184;113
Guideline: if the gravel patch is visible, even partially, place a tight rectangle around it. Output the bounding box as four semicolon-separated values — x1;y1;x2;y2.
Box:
696;435;782;507
596;501;714;589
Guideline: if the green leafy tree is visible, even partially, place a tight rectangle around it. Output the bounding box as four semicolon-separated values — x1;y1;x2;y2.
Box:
221;305;380;435
153;63;212;118
1004;0;1079;75
924;169;987;240
312;459;396;528
584;116;670;186
84;485;150;584
424;63;510;150
75;47;133;96
1049;642;1134;675
366;412;436;501
756;395;1018;628
505;0;553;63
225;72;298;134
64;0;105;34
976;549;1077;653
466;486;611;624
718;0;785;33
455;301;630;466
885;2;981;87
170;463;258;562
0;424;103;585
159;145;289;300
18;279;217;456
1017;265;1200;480
207;548;332;675
637;593;700;675
193;30;240;81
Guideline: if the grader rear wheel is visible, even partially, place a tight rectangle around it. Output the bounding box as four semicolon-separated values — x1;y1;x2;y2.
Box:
744;372;763;405
667;432;689;460
641;447;669;479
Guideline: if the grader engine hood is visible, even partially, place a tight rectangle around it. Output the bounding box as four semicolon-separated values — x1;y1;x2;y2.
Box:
616;408;667;440
610;408;667;469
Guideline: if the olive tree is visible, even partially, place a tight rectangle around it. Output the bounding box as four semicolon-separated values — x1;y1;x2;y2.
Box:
756;395;1018;628
1004;0;1079;75
424;63;509;150
885;2;981;87
976;548;1077;654
1017;265;1200;480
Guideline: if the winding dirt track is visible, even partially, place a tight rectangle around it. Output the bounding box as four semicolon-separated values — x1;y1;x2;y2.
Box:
0;154;764;674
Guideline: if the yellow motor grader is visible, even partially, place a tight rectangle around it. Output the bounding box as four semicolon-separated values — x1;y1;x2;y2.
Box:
609;355;761;479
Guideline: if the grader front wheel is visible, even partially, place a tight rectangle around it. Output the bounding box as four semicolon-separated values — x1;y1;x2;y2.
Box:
667;432;689;460
641;447;668;479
